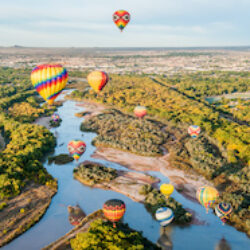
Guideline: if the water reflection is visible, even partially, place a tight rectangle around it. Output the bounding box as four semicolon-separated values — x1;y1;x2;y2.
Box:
157;226;173;250
215;237;231;250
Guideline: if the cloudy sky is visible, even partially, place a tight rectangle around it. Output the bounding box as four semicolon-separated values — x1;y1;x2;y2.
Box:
0;0;249;47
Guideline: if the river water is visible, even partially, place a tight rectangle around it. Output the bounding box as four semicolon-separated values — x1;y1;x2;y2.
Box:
3;92;250;250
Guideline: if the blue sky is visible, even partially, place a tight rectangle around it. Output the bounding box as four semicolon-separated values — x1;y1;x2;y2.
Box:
0;0;249;47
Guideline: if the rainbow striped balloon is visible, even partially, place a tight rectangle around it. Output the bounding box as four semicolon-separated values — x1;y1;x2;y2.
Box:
196;186;219;213
188;125;201;138
31;64;68;105
134;106;147;118
67;140;86;161
215;203;233;224
155;207;174;227
113;10;130;32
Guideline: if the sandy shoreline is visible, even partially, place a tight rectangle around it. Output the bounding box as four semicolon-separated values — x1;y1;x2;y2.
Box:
92;146;212;203
75;162;160;203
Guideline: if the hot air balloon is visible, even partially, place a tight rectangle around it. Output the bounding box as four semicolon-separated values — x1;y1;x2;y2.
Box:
134;106;147;119
215;203;233;224
67;140;86;161
155;207;174;227
31;64;68;105
103;199;126;227
160;184;174;199
52;113;60;122
87;71;109;93
113;10;130;32
188;125;201;138
196;186;219;213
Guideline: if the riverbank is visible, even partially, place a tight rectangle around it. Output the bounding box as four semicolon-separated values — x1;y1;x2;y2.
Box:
43;210;104;250
0;183;56;247
92;146;212;203
74;161;160;202
75;100;213;202
33;116;51;129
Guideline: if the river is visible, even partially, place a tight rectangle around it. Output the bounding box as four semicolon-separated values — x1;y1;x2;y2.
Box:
3;91;250;250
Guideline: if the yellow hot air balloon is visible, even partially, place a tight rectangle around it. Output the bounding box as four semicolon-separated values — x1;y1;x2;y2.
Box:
87;71;109;93
31;64;68;105
196;186;219;213
160;184;174;199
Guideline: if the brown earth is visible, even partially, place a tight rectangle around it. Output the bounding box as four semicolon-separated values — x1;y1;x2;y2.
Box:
92;146;212;203
0;183;56;247
75;169;160;202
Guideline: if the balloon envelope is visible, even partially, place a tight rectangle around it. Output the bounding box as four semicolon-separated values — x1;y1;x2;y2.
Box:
215;203;233;223
103;199;126;223
52;113;60;122
155;207;174;227
134;106;147;118
67;140;86;161
31;64;68;105
196;186;219;212
113;10;130;31
160;184;174;198
87;71;109;93
188;125;201;138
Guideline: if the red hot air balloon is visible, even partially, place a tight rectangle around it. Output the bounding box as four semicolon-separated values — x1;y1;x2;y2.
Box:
113;10;130;32
103;199;126;227
67;140;86;161
134;106;147;119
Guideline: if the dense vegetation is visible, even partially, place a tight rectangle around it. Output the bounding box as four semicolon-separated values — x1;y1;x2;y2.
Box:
0;67;57;199
139;184;192;224
81;109;170;156
70;219;159;250
48;154;74;165
0;114;56;198
74;162;118;185
70;72;250;235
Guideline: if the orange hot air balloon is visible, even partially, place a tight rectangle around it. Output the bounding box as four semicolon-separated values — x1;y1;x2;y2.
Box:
31;64;68;105
87;71;109;93
103;199;126;228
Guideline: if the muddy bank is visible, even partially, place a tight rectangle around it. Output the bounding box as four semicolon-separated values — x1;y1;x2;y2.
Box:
92;147;213;203
75;168;160;202
43;210;103;250
75;101;107;120
0;183;56;247
33;116;51;129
